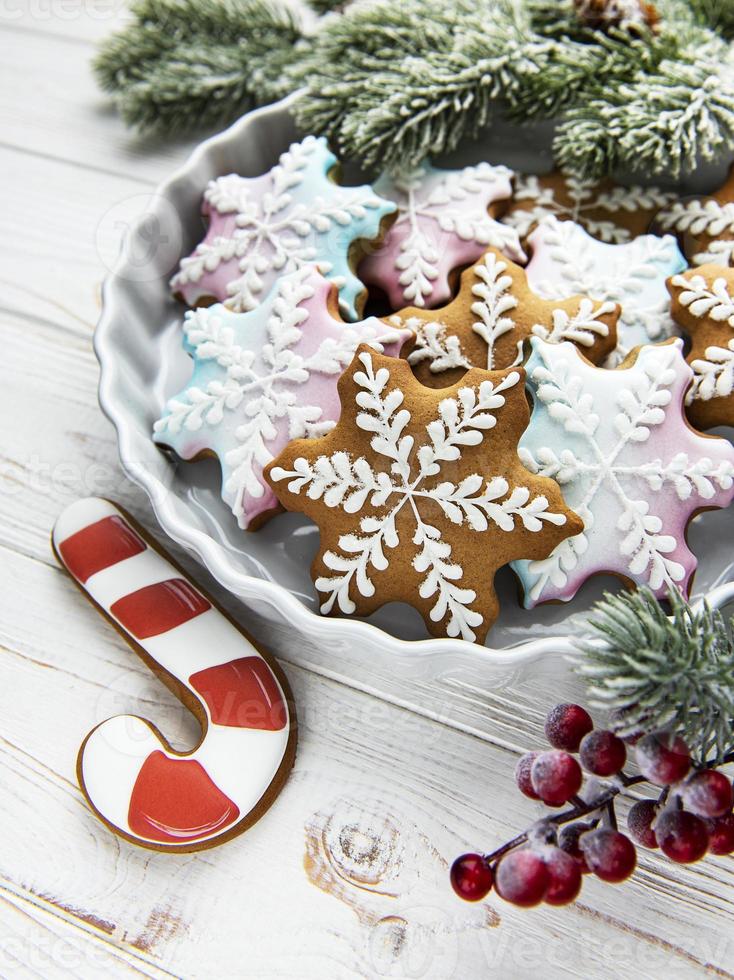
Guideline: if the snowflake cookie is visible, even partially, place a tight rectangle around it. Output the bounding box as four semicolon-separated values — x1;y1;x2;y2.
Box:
266;348;583;642
501;171;674;245
154;268;412;530
511;338;734;606
668;264;734;430
358;161;525;311
525;215;686;357
659;166;734;268
395;248;619;387
170;135;396;321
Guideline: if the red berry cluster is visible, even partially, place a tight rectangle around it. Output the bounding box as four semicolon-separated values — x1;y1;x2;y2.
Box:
450;704;734;907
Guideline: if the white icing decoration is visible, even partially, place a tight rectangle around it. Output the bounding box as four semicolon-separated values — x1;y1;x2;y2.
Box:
52;497;292;849
400;316;472;374
469;251;519;369
530;299;615;348
404;252;615;373
660;199;734;237
527;216;683;359
505;173;674;244
689;342;734;403
670;272;734;404
658;195;734;267
155;268;409;528
372;162;524;307
693;239;734;266
515;341;734;602
172;135;390;317
269;353;568;641
671;273;734;326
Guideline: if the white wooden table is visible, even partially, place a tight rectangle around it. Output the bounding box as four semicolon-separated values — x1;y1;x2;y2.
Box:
2;5;734;977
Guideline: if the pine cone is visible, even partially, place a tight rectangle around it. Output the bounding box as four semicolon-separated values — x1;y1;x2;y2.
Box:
574;0;659;32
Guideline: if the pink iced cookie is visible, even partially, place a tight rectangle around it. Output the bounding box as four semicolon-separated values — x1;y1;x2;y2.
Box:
525;215;685;357
512;337;734;605
170;135;396;322
360;161;525;310
154;268;412;530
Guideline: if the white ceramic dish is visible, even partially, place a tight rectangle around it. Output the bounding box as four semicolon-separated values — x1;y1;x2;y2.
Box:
95;93;734;697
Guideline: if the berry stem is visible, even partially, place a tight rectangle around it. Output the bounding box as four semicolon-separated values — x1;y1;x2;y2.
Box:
458;702;734;907
605;800;618;831
483;775;646;863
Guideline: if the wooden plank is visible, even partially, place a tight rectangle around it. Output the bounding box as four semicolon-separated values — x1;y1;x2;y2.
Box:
0;24;199;183
0;884;171;979
0;146;155;332
1;542;732;978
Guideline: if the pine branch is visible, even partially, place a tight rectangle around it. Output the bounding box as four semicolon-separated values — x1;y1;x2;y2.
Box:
93;0;306;134
505;21;678;121
291;0;733;174
554;33;734;177
289;0;594;170
307;0;347;13
577;587;734;763
92;0;734;175
686;0;734;38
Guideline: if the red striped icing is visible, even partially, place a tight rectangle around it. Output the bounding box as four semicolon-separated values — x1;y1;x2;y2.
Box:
59;515;145;583
128;751;239;843
189;656;287;731
111;579;211;639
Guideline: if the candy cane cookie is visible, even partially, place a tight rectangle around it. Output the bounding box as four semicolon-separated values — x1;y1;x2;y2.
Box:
52;497;296;852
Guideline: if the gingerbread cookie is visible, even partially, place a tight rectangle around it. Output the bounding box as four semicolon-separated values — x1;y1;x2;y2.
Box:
155;268;412;530
359;161;525;311
171;135;396;321
53;497;296;851
668;264;734;429
511;338;734;607
266;347;583;643
574;0;659;30
502;171;674;245
394;248;619;387
659;166;734;268
525;215;686;356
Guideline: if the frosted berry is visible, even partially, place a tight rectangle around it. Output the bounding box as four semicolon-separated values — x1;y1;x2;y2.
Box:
531;751;583;807
558;823;591;873
635;731;691;786
450;853;493;901
683;770;733;818
515;752;541;801
655;809;709;864
627;799;659;849
579;729;627;776
495;850;548;907
580;829;637;883
543;847;583;906
545;703;594;752
705;813;734;856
